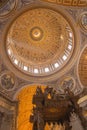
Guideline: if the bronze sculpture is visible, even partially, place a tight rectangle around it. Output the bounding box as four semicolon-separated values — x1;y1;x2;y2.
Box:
30;86;86;130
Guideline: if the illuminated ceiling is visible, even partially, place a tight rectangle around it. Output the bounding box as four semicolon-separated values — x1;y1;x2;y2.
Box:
78;47;87;86
6;7;74;76
0;0;84;83
0;0;86;130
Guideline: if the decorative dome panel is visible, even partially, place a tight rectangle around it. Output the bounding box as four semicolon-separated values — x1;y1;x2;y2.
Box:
79;12;87;33
6;7;74;76
78;47;87;87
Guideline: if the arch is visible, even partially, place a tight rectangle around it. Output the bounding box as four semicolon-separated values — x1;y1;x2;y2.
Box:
14;84;48;130
13;83;48;100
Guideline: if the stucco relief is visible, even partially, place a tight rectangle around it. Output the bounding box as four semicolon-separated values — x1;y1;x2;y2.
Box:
0;71;16;91
0;1;86;130
6;7;74;76
0;0;18;19
61;76;75;90
80;12;87;33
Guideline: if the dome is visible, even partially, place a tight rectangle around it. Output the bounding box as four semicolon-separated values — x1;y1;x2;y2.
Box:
78;47;87;86
6;7;74;76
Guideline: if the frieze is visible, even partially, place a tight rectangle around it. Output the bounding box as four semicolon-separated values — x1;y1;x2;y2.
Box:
41;0;87;7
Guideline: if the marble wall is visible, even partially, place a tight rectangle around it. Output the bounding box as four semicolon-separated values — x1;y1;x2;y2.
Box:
0;94;18;130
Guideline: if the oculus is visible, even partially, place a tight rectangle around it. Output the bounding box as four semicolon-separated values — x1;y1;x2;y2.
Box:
6;7;74;76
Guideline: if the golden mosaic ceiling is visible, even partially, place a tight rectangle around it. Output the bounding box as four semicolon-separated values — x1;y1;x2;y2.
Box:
78;47;87;86
6;7;74;76
42;0;87;6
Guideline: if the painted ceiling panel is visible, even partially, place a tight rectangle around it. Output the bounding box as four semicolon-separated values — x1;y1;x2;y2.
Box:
78;47;87;86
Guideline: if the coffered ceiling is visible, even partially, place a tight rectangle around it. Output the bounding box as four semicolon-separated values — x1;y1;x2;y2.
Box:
6;7;74;76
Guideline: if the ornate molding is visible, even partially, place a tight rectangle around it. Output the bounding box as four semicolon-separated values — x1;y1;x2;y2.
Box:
0;0;18;19
41;0;87;7
0;71;16;91
0;3;81;82
20;0;35;6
